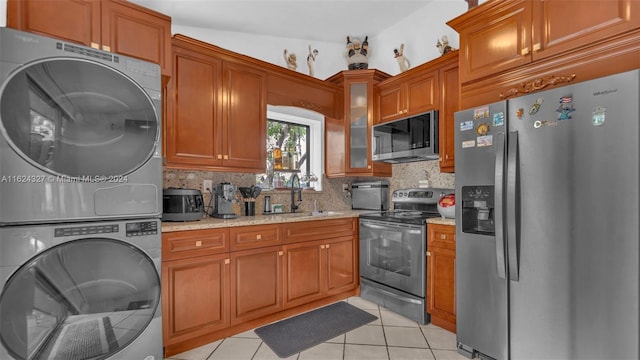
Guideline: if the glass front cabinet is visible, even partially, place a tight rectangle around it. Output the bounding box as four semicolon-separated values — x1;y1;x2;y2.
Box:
326;70;391;177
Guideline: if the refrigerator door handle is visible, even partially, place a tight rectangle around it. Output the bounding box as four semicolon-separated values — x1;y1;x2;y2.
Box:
507;131;520;281
494;132;507;280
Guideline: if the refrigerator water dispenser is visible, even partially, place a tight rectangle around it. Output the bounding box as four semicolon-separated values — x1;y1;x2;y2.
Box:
461;185;495;235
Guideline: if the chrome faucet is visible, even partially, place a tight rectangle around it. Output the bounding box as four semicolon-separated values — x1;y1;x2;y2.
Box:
290;174;302;213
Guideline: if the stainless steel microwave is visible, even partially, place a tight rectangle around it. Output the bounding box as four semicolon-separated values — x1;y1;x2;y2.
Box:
372;110;439;163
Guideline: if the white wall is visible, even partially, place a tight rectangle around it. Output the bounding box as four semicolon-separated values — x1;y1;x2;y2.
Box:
371;0;468;76
1;0;6;27
172;25;346;80
173;0;468;79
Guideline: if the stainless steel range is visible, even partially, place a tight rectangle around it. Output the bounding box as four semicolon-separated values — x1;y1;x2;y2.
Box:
359;188;453;324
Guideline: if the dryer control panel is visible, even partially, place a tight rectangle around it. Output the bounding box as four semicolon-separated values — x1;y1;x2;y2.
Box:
126;221;158;236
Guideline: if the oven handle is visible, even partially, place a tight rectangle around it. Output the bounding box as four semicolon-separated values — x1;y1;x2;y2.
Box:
360;220;424;232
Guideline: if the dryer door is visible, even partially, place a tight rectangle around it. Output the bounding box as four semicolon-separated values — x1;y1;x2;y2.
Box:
0;239;160;360
0;58;159;177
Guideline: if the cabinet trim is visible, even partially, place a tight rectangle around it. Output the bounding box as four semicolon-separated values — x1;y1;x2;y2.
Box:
499;73;576;99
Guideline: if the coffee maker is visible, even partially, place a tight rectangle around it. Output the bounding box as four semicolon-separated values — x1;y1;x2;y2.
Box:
213;182;237;219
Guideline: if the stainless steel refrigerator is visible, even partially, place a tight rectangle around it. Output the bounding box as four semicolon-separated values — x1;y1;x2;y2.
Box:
454;70;639;360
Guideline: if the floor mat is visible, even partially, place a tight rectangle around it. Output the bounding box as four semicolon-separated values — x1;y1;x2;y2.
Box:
254;301;377;358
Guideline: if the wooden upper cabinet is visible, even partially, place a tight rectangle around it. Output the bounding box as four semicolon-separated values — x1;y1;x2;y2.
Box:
377;70;438;123
448;0;532;84
438;54;459;173
448;0;640;84
166;35;266;172
101;0;172;75
325;70;392;178
222;61;267;171
7;0;172;76
166;41;223;167
531;0;640;62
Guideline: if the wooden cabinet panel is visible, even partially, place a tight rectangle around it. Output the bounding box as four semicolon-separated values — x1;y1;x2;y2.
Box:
162;253;230;344
222;62;267;170
426;224;456;333
7;0;100;46
166;44;223;166
449;0;640;86
230;246;283;324
376;70;437;123
406;74;438;115
438;56;459;173
283;240;324;308
325;236;357;295
532;0;640;61
166;35;267;172
163;228;229;261
283;218;357;244
325;70;391;178
230;224;282;251
451;0;532;84
8;0;171;76
378;85;404;123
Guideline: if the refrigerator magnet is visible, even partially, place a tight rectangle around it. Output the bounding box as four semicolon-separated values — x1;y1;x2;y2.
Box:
529;98;544;115
460;120;474;131
476;123;489;135
592;107;606;126
461;140;476;148
557;97;575;120
493;112;505;127
516;108;525;119
477;135;493;147
534;120;557;129
474;106;490;120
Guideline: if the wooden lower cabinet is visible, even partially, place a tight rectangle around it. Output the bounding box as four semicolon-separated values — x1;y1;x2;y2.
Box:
162;252;230;345
283;235;357;309
162;218;359;357
230;245;283;324
426;224;456;333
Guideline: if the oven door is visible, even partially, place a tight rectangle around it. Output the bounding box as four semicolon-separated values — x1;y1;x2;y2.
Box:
359;219;426;297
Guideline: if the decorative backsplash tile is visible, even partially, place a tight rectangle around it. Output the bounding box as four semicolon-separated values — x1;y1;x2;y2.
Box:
163;160;454;217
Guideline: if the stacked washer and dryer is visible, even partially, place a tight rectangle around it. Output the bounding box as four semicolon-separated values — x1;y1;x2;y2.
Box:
0;28;163;360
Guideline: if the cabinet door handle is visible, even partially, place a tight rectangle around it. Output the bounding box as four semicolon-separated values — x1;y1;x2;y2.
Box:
223;155;229;160
532;43;541;52
440;234;447;239
426;251;431;256
521;47;530;56
91;42;100;49
278;251;283;256
320;245;325;249
217;154;223;160
256;234;262;240
195;240;202;247
326;244;330;249
224;258;230;264
102;45;111;52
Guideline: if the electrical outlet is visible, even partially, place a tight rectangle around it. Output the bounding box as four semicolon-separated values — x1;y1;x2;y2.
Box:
203;180;213;193
342;183;349;191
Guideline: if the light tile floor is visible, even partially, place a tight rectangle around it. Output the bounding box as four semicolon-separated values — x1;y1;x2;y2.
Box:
164;297;471;360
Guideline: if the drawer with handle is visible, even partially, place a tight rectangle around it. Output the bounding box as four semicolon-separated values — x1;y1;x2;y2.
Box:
163;228;230;261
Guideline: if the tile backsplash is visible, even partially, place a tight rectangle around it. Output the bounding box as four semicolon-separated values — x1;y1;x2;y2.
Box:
163;160;454;217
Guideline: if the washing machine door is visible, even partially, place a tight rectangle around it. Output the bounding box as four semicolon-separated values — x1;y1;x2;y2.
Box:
0;58;158;177
0;239;160;360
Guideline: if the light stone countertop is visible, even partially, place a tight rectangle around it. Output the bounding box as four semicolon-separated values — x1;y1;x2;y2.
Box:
162;210;371;232
427;217;456;226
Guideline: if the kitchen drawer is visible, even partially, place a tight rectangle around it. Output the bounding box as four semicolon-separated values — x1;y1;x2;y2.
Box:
163;228;230;261
230;224;282;251
283;218;357;244
427;224;455;251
